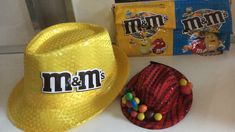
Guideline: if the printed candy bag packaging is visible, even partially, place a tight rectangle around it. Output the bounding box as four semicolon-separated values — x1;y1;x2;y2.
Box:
114;0;232;56
115;0;154;3
174;0;233;56
114;1;176;56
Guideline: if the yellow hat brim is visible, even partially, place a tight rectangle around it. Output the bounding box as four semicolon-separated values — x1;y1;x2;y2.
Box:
7;45;129;132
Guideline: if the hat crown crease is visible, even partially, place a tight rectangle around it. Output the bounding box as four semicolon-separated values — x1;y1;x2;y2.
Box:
25;23;108;55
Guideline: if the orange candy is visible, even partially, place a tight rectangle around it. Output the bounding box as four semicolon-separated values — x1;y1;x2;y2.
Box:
139;104;148;113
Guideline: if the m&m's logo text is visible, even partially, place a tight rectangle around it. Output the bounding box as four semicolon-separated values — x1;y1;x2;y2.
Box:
123;13;168;35
41;69;105;93
182;10;228;34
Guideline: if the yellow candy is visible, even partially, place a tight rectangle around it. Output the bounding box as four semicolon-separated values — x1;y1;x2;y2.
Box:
134;97;140;104
179;79;188;86
154;113;163;121
122;97;127;104
137;113;145;121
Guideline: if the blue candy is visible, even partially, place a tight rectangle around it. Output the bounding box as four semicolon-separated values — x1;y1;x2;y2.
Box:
127;108;132;114
130;100;138;111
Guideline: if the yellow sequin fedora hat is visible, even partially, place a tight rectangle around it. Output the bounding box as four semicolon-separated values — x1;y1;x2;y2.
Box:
7;23;129;131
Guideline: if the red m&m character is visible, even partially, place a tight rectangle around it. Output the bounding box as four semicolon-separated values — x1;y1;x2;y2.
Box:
191;39;207;54
152;38;167;54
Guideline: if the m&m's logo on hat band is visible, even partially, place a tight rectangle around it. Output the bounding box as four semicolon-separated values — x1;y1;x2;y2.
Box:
41;69;105;93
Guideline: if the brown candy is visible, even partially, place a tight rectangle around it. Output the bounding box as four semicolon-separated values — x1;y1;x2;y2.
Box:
145;110;155;120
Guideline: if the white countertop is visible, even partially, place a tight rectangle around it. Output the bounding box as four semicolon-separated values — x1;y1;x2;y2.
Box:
1;45;235;132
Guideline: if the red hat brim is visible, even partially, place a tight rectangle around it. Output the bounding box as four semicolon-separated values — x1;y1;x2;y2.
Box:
121;62;193;129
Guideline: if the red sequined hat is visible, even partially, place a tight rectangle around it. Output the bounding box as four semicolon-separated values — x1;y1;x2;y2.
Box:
120;61;193;129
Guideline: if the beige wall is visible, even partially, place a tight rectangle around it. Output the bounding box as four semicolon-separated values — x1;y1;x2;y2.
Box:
38;0;68;28
72;0;115;41
0;0;34;46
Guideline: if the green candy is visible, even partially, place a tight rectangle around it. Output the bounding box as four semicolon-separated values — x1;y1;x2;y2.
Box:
133;106;139;111
125;92;133;101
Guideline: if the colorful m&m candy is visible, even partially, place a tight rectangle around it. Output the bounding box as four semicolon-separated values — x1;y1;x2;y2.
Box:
154;113;163;121
179;78;188;86
137;113;145;121
125;92;133;101
139;105;148;113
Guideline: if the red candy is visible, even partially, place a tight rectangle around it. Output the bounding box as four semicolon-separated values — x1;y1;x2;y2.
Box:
131;111;138;118
180;82;193;95
126;102;132;108
139;105;148;113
